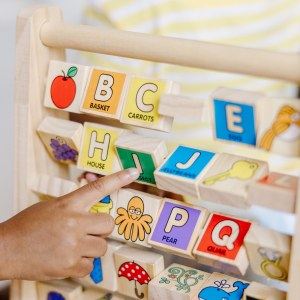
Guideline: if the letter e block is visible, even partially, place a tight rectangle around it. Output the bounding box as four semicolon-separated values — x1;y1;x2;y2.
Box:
37;117;83;165
115;133;167;186
77;240;125;291
192;212;257;275
154;145;219;198
77;122;131;175
44;60;91;114
210;87;264;147
114;245;164;300
148;199;210;259
120;75;180;132
199;153;269;209
112;188;163;247
244;224;291;282
248;172;298;213
196;272;249;300
148;263;211;300
80;67;132;120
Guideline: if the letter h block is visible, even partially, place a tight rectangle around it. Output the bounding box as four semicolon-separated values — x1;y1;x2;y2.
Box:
114;133;168;187
210;87;265;147
192;212;257;275
148;199;210;259
77;122;131;175
120;75;180;132
154;145;219;198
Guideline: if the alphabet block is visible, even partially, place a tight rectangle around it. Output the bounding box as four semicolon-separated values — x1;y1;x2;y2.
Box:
257;96;300;157
32;174;78;201
80;67;132;120
77;122;131;175
210;87;264;147
244;282;286;300
148;199;210;259
154;145;219;198
244;224;291;282
148;263;211;300
199;153;269;209
37;279;82;300
120;75;180;132
158;94;211;122
111;188;163;247
37;117;83;165
78;178;118;216
195;272;249;300
192;212;257;275
114;133;167;186
114;245;164;300
78;239;125;291
247;172;298;213
44;60;91;114
79;288;107;300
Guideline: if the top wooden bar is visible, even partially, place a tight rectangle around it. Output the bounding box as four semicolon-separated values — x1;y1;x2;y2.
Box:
40;21;300;83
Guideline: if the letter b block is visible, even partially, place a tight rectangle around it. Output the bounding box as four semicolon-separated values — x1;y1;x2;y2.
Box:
77;122;131;175
211;87;265;147
80;67;131;120
192;212;257;275
120;75;180;132
148;199;209;259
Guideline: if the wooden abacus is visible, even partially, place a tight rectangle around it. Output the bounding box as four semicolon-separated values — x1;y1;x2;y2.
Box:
12;4;300;300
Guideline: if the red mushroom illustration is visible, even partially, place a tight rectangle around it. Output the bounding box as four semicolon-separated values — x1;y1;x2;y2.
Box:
118;261;151;299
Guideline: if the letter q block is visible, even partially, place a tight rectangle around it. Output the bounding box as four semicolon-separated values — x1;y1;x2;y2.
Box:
120;75;180;132
148;199;210;259
77;122;131;176
192;212;257;275
211;87;264;147
154;145;219;198
80;66;131;120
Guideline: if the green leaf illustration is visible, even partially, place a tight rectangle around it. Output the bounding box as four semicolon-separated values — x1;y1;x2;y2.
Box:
198;275;204;280
159;277;170;284
67;66;78;77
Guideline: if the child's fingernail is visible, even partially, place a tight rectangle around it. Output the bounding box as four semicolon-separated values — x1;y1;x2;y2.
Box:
86;173;100;182
127;168;140;179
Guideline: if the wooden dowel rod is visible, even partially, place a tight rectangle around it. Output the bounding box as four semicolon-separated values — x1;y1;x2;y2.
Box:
41;21;300;83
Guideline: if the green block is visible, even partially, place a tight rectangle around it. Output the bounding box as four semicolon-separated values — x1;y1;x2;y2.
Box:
116;147;156;185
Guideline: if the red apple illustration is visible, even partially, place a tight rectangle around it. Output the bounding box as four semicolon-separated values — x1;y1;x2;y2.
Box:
51;66;78;109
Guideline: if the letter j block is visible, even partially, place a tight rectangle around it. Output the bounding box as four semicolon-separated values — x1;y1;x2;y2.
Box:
211;87;265;147
77;122;131;176
148;199;209;259
154;145;219;198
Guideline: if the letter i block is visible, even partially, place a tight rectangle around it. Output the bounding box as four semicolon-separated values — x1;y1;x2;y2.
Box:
192;212;257;275
120;75;181;132
114;245;164;300
37;117;83;164
80;66;132;120
244;282;287;300
244;224;291;282
199;153;269;209
148;263;211;300
77;240;125;291
148;199;210;259
154;145;219;198
114;133;168;186
77;122;131;175
111;188;163;247
248;172;298;213
37;280;83;300
196;272;249;300
44;60;91;114
210;87;264;147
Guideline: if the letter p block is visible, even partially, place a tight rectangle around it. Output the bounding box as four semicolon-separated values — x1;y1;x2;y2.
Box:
211;87;265;147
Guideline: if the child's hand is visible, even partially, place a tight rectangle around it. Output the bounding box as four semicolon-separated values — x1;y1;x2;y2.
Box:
0;168;139;281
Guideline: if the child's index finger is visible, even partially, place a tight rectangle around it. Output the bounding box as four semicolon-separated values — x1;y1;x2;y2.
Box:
65;168;139;211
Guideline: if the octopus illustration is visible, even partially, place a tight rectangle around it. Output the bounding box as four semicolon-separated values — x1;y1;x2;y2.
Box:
115;196;153;242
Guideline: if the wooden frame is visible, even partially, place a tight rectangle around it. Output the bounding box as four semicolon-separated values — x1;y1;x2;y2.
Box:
13;5;300;300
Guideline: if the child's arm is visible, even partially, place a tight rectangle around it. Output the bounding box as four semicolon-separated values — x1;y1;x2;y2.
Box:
0;168;139;281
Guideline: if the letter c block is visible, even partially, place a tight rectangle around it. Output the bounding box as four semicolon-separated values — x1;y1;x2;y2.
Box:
210;87;265;147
